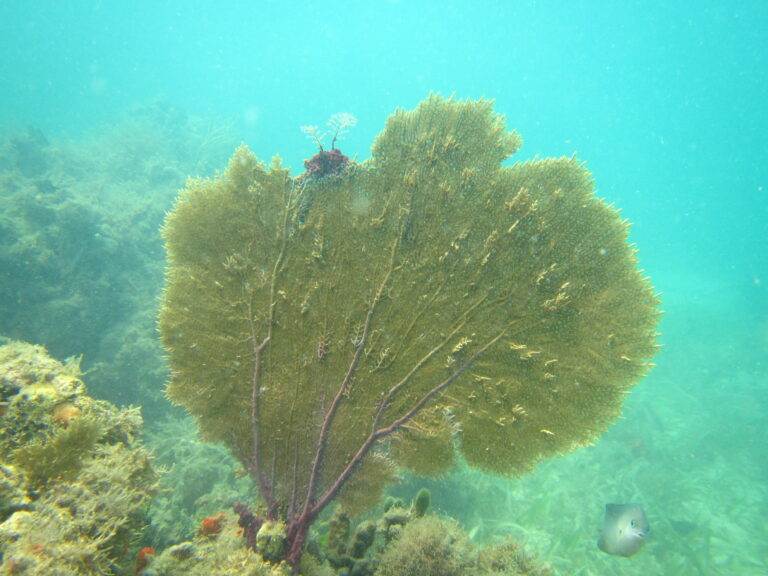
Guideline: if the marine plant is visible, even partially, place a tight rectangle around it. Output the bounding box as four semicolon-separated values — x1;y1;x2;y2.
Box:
159;95;659;569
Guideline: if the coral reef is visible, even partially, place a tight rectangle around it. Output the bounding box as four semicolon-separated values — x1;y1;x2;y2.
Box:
140;511;292;576
368;499;550;576
0;103;236;417
139;488;548;576
0;341;157;574
159;95;659;567
374;516;475;576
308;490;549;575
144;415;255;548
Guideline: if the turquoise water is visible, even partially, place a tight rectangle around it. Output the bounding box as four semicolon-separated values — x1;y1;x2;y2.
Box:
1;2;766;574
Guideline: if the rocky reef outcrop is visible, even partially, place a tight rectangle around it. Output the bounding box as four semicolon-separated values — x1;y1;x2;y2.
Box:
0;340;157;574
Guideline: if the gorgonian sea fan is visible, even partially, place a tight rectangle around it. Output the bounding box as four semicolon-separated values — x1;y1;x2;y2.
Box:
159;95;659;567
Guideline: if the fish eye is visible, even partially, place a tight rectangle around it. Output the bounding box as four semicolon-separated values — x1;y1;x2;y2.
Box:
630;520;636;528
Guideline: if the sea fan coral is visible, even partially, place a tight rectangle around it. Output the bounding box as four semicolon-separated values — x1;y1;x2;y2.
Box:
159;95;659;568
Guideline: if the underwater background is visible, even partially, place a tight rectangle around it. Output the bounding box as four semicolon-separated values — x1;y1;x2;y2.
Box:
1;1;766;575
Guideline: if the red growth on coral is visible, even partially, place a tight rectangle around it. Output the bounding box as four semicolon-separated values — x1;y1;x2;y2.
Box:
198;513;226;537
134;546;155;575
303;148;349;179
300;111;356;179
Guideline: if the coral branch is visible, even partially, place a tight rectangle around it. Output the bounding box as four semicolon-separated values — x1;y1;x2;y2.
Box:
311;330;506;518
378;330;506;436
247;324;273;512
302;238;400;514
247;177;297;518
371;294;488;431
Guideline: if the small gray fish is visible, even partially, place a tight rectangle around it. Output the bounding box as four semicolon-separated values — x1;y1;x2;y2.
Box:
597;503;649;557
